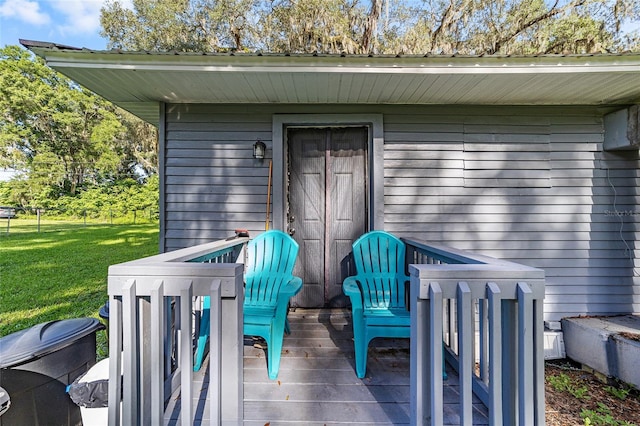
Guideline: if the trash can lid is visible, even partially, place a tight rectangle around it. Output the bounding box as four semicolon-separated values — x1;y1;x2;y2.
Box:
0;318;104;368
98;301;109;320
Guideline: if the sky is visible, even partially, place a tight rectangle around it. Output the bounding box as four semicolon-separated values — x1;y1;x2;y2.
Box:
0;0;128;49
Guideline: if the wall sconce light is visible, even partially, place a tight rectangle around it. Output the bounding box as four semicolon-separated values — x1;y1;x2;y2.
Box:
253;140;266;159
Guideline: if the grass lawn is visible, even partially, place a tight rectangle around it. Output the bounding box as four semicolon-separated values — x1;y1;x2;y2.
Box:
0;220;159;351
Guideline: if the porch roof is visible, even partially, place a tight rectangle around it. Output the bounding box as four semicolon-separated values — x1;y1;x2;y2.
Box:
22;39;640;125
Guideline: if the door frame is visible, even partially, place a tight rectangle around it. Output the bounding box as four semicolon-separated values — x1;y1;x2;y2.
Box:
272;114;385;232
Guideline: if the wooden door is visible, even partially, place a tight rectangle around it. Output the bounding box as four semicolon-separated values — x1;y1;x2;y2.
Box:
288;127;367;307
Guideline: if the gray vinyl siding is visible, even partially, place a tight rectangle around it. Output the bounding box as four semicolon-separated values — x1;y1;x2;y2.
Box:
383;106;640;321
163;105;274;248
163;104;640;321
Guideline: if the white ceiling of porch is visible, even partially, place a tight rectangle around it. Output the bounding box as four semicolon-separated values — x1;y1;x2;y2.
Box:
24;41;640;125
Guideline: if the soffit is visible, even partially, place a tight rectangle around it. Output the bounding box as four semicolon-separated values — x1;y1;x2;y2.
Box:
23;41;640;125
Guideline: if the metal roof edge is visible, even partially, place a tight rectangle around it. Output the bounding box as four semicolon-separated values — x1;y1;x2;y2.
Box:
23;39;640;71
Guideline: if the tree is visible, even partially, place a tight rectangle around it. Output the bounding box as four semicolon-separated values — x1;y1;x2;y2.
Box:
0;45;157;207
390;0;639;54
100;0;259;51
99;0;640;54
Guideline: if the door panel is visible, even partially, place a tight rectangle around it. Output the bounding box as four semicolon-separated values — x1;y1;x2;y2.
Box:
327;128;367;306
288;127;367;307
288;130;326;307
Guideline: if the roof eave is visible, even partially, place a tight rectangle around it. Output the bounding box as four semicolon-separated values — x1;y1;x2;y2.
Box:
23;41;640;126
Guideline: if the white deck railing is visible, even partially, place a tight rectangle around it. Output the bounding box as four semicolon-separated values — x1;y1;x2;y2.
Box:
404;238;546;426
105;235;544;425
106;236;248;426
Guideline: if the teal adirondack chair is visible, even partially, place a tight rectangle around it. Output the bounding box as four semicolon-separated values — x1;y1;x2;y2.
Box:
193;230;303;377
243;230;303;380
343;230;446;379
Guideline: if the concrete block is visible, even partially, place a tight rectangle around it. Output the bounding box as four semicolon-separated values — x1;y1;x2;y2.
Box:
561;315;640;388
562;317;612;375
611;333;640;389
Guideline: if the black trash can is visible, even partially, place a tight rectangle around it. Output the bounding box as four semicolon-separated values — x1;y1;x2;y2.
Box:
0;318;104;426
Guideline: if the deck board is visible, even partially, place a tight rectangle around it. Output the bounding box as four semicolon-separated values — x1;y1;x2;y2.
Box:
165;308;489;425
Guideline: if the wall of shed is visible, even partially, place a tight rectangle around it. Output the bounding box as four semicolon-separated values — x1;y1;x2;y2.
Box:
163;104;640;321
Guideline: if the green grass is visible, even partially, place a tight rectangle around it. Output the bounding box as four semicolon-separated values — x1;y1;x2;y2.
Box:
0;220;159;339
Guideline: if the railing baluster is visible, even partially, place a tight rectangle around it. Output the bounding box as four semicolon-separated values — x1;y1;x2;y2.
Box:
487;282;503;426
502;298;517;424
457;281;473;426
179;284;193;425
429;282;444;426
449;299;458;354
479;298;489;383
517;282;534;426
150;280;165;425
122;280;139;425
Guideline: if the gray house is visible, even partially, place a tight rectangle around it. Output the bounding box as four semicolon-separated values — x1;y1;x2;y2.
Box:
23;41;640;424
25;40;640;321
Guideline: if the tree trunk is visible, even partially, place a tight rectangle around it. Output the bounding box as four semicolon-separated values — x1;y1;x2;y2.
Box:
362;0;383;53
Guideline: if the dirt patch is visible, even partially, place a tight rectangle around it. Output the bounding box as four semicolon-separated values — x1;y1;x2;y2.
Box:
546;361;640;426
618;332;640;342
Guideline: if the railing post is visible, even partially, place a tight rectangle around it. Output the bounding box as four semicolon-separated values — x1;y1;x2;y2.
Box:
535;292;546;426
108;295;123;426
517;282;534;426
209;281;222;425
220;265;244;424
410;277;443;426
410;278;428;425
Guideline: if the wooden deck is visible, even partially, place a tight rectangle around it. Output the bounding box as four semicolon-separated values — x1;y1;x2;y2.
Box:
166;309;489;425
